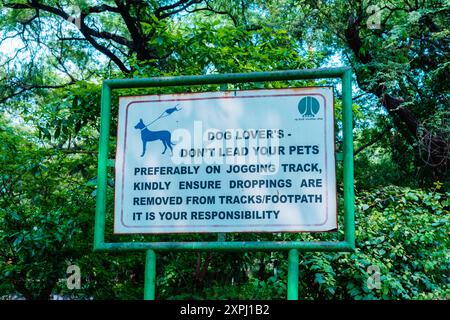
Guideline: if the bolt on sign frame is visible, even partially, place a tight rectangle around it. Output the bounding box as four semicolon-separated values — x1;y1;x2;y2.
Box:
94;67;354;300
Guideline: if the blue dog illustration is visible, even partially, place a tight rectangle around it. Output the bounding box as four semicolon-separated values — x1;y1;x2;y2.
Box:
134;119;175;157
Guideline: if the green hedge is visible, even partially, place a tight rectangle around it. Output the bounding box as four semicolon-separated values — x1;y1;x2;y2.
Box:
156;186;449;300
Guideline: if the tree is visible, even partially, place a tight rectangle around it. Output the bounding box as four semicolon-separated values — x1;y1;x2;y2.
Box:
0;113;92;299
0;0;448;300
296;0;449;181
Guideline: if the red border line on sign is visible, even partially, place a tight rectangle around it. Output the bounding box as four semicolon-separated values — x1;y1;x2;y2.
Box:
116;91;333;232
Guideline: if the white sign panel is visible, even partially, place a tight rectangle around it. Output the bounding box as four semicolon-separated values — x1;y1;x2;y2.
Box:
115;87;337;234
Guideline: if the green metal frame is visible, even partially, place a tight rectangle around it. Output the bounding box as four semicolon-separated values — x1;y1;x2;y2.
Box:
94;67;354;300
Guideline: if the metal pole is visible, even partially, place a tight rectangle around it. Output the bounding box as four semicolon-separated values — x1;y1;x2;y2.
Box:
104;67;349;88
287;249;299;300
94;83;111;250
144;250;156;300
342;69;355;249
97;240;353;252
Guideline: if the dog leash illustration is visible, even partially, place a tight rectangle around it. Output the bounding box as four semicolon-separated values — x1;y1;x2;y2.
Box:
140;104;181;130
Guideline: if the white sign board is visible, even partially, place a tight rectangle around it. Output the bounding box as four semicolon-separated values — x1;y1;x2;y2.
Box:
114;87;337;234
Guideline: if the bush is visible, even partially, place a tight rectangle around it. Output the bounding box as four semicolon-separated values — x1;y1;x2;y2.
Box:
291;186;449;300
154;186;449;300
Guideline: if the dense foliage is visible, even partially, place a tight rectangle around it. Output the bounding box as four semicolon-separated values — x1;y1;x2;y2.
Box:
0;0;448;299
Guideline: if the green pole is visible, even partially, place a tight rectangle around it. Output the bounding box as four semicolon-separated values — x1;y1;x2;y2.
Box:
144;250;156;300
342;69;355;249
96;239;353;252
103;67;349;88
287;249;299;300
94;83;111;250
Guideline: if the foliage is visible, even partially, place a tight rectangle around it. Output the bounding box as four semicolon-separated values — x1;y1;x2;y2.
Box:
0;0;448;300
151;186;449;300
306;0;450;181
0;114;90;299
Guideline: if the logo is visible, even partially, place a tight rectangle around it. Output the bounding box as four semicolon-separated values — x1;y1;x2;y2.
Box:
298;96;320;118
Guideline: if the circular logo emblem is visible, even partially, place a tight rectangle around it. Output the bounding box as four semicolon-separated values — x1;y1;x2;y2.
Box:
298;97;320;117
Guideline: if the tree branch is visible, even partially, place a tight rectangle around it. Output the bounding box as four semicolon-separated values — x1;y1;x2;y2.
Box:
155;0;203;20
0;81;76;104
186;1;238;26
4;1;131;73
86;4;121;14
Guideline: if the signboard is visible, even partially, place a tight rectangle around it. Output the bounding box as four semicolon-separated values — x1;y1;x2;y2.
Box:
114;87;336;234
